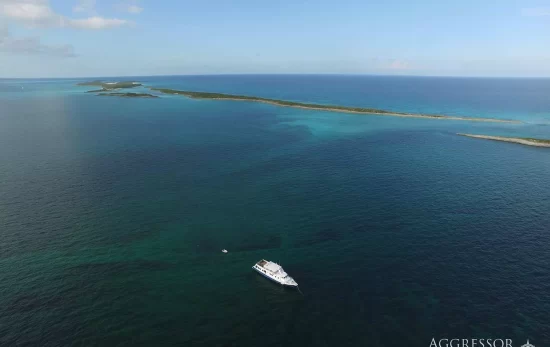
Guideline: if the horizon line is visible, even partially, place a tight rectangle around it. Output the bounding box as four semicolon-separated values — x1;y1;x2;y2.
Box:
2;73;550;80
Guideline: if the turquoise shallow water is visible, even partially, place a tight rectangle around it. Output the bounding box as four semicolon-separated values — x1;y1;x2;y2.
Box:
1;75;550;346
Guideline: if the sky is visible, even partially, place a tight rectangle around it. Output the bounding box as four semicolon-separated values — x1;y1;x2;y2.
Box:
0;0;549;78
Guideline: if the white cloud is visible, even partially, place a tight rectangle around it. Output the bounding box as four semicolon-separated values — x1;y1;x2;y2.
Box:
0;0;128;29
69;16;127;29
0;0;62;26
387;59;410;70
521;7;550;16
73;0;95;14
126;5;142;14
0;25;76;57
115;1;143;14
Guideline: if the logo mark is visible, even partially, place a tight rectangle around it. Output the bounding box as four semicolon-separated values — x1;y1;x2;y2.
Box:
522;340;535;347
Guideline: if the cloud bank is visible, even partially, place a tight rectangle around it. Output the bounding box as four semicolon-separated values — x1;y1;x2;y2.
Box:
0;0;129;29
126;5;142;14
73;0;96;14
115;1;143;14
387;59;410;70
0;26;76;57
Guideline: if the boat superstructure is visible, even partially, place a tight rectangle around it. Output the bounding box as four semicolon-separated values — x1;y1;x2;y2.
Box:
252;259;298;287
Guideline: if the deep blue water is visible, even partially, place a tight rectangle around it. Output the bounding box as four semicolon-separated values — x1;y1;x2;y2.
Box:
1;75;550;346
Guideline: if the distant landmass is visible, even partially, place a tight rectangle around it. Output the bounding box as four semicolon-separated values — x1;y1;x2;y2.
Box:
77;81;154;98
149;88;520;124
458;133;550;147
77;81;142;92
76;81;521;124
97;92;158;98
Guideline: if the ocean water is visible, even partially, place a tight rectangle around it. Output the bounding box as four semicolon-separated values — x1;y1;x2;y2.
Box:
1;75;550;346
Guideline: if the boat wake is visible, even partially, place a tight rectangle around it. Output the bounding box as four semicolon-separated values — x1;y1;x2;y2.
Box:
297;286;304;296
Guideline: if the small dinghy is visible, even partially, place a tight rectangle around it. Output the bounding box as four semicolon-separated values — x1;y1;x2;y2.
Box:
222;249;228;253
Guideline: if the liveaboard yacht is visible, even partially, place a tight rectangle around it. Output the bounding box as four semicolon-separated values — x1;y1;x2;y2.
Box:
252;259;298;287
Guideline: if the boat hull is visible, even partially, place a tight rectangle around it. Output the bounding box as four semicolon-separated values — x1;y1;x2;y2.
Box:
252;266;298;287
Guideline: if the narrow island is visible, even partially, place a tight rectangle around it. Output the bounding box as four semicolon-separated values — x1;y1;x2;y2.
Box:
76;80;105;86
77;81;142;92
458;133;550;147
97;92;158;98
149;88;520;124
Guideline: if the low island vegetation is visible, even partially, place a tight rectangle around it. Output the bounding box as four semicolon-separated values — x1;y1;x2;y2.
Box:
77;83;522;125
97;92;158;98
149;88;520;123
77;81;142;91
458;133;550;147
76;80;105;86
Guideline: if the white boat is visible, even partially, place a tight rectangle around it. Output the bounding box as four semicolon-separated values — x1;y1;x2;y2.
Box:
252;259;298;287
222;249;228;253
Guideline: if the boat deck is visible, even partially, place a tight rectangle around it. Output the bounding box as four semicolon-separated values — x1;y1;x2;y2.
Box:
257;259;268;267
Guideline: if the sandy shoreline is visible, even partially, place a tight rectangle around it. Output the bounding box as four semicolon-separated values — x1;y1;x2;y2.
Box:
150;88;521;124
458;133;550;147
